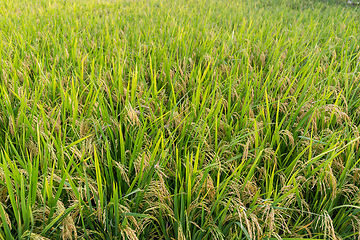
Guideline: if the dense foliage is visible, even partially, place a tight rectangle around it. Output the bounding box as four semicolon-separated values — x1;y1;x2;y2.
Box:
1;0;360;239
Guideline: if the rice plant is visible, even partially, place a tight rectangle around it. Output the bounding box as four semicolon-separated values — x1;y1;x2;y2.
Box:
0;0;360;239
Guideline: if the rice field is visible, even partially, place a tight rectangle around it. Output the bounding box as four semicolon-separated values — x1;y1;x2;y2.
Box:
1;0;360;239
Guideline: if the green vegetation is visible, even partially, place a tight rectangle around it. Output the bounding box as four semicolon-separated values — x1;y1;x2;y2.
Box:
0;0;360;239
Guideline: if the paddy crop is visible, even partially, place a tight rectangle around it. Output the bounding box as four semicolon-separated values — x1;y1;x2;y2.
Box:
1;0;360;239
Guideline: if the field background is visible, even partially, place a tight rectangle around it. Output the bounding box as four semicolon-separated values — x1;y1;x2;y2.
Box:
1;0;360;239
